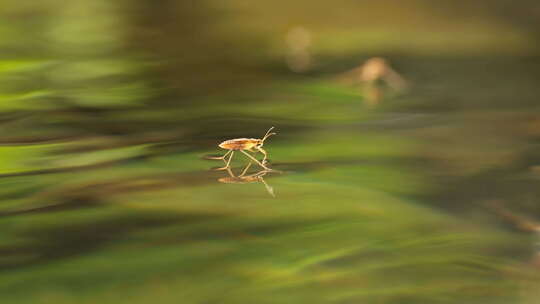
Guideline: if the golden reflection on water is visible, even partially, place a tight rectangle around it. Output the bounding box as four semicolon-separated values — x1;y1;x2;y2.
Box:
218;162;276;197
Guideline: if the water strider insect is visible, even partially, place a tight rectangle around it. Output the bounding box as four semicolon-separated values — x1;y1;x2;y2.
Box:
219;162;275;197
211;127;276;171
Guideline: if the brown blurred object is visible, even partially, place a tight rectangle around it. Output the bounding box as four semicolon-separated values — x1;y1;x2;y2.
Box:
487;200;540;268
285;26;312;72
488;200;540;232
367;58;406;87
340;57;408;106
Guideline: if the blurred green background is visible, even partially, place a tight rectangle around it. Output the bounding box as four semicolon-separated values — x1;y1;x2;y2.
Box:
1;0;540;303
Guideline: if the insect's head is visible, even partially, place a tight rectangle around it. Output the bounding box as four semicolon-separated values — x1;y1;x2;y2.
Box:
258;127;276;147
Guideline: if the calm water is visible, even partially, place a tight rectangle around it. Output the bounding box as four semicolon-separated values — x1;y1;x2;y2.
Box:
1;1;540;303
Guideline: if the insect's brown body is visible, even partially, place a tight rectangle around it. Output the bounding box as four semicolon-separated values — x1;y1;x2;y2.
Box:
219;139;261;151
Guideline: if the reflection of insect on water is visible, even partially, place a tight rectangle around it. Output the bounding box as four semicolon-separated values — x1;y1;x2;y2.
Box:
219;162;275;197
210;127;276;171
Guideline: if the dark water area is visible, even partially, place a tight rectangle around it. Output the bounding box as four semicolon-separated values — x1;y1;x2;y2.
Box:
1;1;540;303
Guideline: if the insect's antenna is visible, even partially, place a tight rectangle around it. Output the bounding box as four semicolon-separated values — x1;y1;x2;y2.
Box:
261;127;276;142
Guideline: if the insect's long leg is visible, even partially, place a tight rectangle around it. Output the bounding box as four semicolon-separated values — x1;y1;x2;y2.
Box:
225;151;234;166
221;152;230;166
240;150;271;170
225;167;235;177
245;149;262;163
223;150;232;158
239;161;253;177
215;150;234;170
256;147;269;165
206;149;232;160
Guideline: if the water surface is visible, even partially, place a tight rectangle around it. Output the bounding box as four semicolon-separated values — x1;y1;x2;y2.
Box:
1;1;540;303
